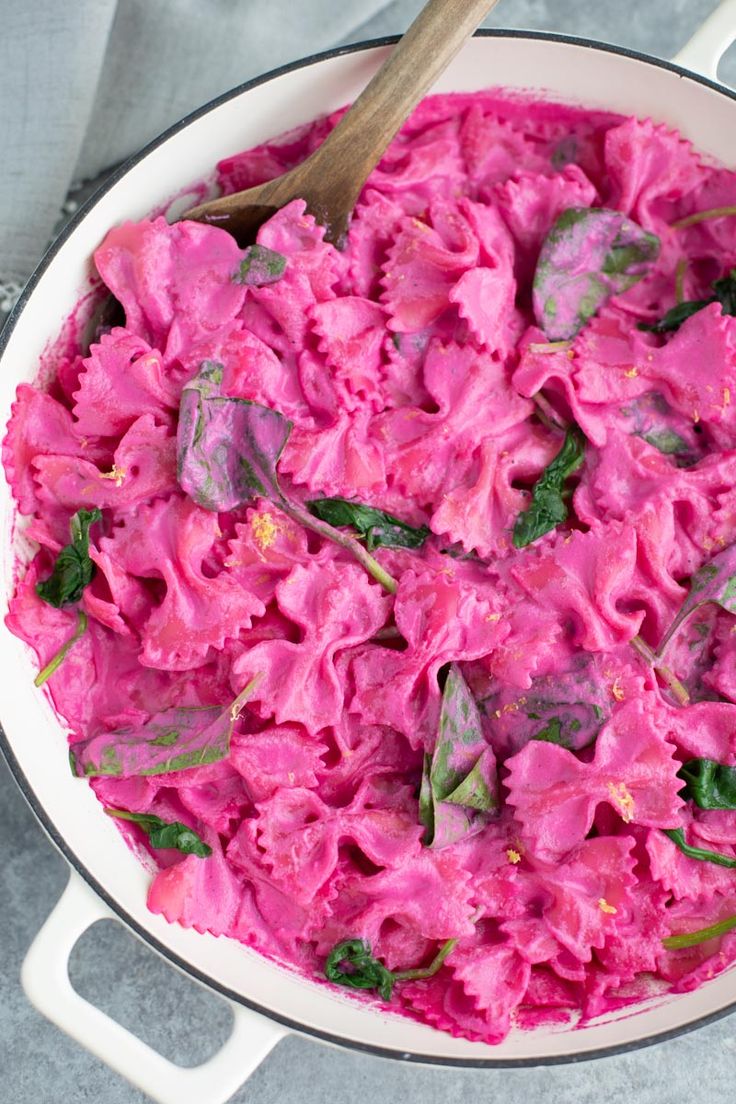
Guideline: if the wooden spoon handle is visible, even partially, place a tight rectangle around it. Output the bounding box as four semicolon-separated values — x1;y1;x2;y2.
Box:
185;0;501;243
304;0;501;213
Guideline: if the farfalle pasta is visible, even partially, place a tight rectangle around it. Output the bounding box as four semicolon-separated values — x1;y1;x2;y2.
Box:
7;89;736;1044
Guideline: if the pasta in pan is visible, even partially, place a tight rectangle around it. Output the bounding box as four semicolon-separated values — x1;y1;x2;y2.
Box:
6;90;736;1043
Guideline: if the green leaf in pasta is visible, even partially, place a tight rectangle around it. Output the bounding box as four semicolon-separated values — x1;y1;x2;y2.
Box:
232;244;287;286
420;664;498;849
639;268;736;334
638;300;710;334
36;508;102;608
657;542;736;658
70;674;262;777
512;425;585;548
307;497;429;551
713;268;736;315
662;827;736;869
642;428;696;457
177;360;291;513
105;808;212;857
533;207;660;339
176;361;398;593
34;609;89;687
324;936;458;1000
480;655;611;755
678;759;736;810
324;939;397;1000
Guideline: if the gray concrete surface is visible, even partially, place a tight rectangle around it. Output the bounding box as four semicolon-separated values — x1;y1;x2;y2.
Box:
4;2;736;1101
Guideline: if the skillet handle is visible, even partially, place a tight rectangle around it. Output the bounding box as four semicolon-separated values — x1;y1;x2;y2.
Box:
673;0;736;80
21;871;287;1104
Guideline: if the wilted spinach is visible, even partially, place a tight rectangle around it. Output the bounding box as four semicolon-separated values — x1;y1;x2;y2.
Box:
34;609;88;688
36;508;102;608
657;542;736;659
662;827;736;869
419;664;498;849
512;425;586;548
176;361;398;593
232;244;287;286
177;361;288;512
639;268;736;334
533;207;660;340
33;508;103;688
70;674;262;777
679;759;736;810
105;808;211;857
324;936;458;1000
483;656;611;755
307;497;429;551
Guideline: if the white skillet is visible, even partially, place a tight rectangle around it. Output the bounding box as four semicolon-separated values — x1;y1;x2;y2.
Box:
3;4;736;1101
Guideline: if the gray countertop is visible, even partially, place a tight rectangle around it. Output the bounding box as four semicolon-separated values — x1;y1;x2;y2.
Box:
4;1;736;1101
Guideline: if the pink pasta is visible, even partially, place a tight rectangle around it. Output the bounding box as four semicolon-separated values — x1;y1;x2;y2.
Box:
6;89;736;1045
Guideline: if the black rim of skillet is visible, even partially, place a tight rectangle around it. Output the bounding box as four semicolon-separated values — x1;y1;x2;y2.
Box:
3;28;736;1070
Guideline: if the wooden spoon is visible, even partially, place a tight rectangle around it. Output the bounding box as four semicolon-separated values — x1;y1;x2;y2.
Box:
82;0;499;350
184;0;501;246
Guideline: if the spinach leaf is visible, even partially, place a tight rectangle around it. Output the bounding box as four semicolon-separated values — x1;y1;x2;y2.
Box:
533;207;660;339
679;759;736;810
714;268;736;315
324;939;397;1000
307;497;429;551
525;680;608;751
662;827;736;869
176;362;398;593
512;425;585;548
70;674;262;777
657;542;736;658
36;508;102;608
34;609;88;688
483;655;611;755
637;543;736;707
177;361;292;513
419;663;498;849
663;913;736;950
624;392;703;467
105;808;211;857
392;936;458;982
638;300;710;334
324;936;458;1000
533;717;567;744
232;244;287;286
642;428;694;457
639;268;736;334
33;507;100;684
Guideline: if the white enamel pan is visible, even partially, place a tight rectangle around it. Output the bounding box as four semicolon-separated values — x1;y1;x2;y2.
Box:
3;5;736;1102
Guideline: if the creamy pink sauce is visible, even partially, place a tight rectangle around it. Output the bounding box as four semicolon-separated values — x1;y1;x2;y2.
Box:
6;90;736;1042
